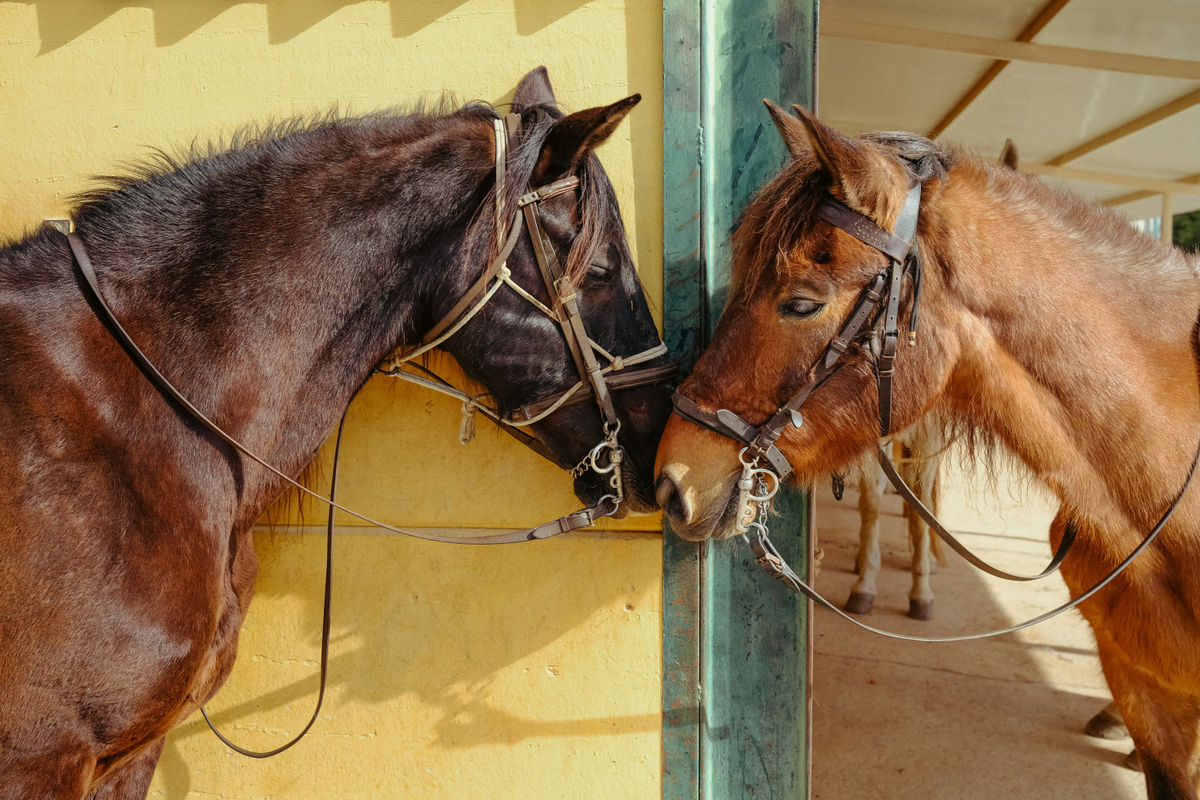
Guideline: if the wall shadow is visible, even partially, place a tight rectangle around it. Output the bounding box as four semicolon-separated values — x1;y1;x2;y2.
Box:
389;0;471;37
28;0;602;54
28;1;386;51
153;529;661;793
511;0;591;36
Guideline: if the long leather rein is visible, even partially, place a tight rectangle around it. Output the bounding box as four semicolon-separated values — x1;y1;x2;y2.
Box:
60;111;674;755
669;181;1200;642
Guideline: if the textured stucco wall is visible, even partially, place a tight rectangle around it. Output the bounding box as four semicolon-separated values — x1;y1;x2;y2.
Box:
1;2;664;797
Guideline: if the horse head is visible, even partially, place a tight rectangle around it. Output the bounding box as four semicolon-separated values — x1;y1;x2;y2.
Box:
655;103;954;540
432;67;674;514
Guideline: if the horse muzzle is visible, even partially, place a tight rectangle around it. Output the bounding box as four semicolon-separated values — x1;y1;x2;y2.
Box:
654;415;745;540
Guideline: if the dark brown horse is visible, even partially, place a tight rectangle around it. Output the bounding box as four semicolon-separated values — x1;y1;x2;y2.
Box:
655;102;1200;799
0;67;673;798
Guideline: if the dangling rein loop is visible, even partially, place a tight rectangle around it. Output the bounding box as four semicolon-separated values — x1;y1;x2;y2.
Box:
747;435;1200;643
199;413;346;757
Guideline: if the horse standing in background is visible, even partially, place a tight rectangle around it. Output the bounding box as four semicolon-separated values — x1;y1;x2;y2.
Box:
842;142;1016;622
845;419;947;620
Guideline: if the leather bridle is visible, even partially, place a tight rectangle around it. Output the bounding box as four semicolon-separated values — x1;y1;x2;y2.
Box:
671;182;927;527
377;113;675;505
58;110;675;756
669;181;1200;643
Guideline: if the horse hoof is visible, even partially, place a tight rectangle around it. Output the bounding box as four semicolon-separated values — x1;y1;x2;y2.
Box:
907;599;934;620
844;592;875;615
1084;707;1129;740
1123;749;1141;772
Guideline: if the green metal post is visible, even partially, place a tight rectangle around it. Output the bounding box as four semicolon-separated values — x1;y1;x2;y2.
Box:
662;1;818;798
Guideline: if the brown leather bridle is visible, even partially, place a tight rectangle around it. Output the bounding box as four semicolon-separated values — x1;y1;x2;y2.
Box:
669;181;1200;643
377;113;675;504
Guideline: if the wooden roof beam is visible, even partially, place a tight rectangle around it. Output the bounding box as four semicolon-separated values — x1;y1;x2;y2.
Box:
1046;86;1200;165
925;0;1071;138
1102;172;1200;207
820;17;1200;81
1022;162;1200;196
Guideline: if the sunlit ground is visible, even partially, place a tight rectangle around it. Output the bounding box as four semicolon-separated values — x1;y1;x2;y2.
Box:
811;447;1144;800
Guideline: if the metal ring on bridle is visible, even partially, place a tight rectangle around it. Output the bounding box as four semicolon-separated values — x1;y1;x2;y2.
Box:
573;437;621;477
748;471;779;503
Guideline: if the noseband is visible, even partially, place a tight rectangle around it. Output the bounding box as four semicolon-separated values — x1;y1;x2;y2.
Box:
668;181;1200;643
378;113;675;512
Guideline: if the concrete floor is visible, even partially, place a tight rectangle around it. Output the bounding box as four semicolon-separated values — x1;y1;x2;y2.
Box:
810;453;1147;800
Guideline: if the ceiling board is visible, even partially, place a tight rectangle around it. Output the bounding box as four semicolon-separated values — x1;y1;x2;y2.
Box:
817;0;1200;220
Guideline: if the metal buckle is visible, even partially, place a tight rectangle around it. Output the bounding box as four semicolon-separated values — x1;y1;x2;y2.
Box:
568;422;625;508
734;447;780;537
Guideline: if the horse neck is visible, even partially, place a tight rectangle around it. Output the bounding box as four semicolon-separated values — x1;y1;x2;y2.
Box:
924;160;1200;530
71;113;497;518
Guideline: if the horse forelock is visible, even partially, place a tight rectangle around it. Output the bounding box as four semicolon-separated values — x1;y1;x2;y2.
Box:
731;132;958;305
730;161;824;304
860;130;956;186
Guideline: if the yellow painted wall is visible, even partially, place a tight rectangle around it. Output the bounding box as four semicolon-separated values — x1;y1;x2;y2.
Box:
1;3;665;797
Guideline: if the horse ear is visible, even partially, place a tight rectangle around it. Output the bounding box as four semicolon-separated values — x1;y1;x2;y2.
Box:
513;66;557;112
763;99;811;160
999;138;1019;170
790;104;885;212
532;94;641;184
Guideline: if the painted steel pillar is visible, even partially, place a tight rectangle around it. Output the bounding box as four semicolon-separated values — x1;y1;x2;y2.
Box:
662;1;818;798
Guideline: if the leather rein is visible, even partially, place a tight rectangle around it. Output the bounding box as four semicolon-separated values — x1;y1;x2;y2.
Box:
670;182;1200;642
59;111;674;755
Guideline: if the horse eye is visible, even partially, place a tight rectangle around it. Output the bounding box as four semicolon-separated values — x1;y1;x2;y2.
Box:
812;250;832;264
586;261;614;282
780;297;824;319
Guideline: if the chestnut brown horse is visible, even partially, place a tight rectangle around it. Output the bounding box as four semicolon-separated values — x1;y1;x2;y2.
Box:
0;67;674;798
656;102;1200;799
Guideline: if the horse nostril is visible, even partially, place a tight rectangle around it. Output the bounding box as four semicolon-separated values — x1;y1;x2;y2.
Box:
655;471;692;525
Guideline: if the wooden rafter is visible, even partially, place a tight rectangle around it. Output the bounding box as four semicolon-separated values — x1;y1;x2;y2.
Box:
1103;172;1200;208
820;19;1200;81
926;0;1069;138
1023;162;1200;195
819;2;1200;215
1047;86;1200;165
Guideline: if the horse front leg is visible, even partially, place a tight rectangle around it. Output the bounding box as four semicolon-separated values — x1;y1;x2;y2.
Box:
846;463;885;615
1057;508;1200;798
1098;644;1200;799
87;738;166;800
902;445;938;620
